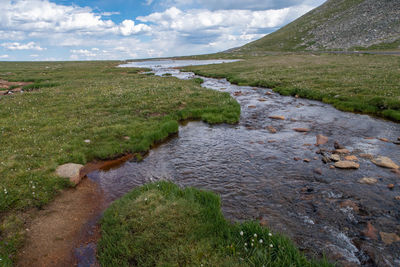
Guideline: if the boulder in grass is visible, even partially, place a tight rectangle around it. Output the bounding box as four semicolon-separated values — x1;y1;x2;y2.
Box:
56;163;84;185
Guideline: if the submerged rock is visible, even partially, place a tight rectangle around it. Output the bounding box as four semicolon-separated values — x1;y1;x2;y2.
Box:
316;134;328;145
266;126;277;133
362;222;378;240
268;115;285;120
334;141;345;149
293;128;310;132
371;156;399;169
55;163;84;185
359;153;373;160
380;232;400;245
358;177;378;185
334;161;359;169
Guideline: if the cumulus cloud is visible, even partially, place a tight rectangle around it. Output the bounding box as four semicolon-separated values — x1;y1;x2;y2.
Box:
1;41;45;50
0;54;9;58
0;0;149;37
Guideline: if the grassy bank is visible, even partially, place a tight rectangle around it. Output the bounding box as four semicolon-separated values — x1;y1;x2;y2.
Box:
0;61;240;265
183;53;400;122
98;181;332;266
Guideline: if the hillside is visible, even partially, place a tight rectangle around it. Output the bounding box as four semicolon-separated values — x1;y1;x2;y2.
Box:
235;0;400;52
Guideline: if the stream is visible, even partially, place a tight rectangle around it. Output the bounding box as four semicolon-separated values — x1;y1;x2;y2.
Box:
81;60;400;266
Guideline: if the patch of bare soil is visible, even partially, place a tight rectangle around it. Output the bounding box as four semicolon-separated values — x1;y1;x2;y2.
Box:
0;79;32;95
16;178;105;267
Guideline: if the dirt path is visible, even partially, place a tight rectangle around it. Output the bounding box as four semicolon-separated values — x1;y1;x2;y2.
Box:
17;178;105;267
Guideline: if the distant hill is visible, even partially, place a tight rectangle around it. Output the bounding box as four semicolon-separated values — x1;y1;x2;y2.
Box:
234;0;400;52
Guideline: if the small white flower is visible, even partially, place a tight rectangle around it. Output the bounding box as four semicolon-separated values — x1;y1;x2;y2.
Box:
144;198;148;201
269;244;273;248
268;232;272;237
254;233;257;238
259;239;263;244
251;239;254;242
244;243;247;246
32;192;35;195
251;243;254;247
240;231;244;236
32;185;35;189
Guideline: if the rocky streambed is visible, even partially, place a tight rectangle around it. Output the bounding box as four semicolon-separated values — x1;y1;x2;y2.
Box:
80;60;400;266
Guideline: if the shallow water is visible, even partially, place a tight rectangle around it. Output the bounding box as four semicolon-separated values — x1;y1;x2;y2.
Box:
89;60;400;266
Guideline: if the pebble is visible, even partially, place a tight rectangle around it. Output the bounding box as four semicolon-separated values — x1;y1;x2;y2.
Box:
362;222;378;240
304;158;311;163
359;153;373;159
314;168;322;175
258;98;267;102
334;141;345;149
329;154;340;162
265;91;273;95
248;105;256;108
379;138;389;142
293;157;301;161
266;126;277;133
380;232;400;245
330;165;335;169
387;184;394;190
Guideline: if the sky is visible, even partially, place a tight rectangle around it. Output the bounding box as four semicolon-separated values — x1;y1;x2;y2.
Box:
0;0;326;61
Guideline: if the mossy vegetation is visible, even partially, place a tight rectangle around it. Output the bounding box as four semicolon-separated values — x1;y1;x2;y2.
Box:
98;181;332;266
0;61;240;265
184;53;400;122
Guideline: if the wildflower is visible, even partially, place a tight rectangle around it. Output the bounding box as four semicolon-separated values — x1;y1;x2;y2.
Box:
251;243;254;247
32;185;35;189
268;232;272;237
269;244;273;248
259;239;263;244
32;192;35;195
244;243;247;247
240;231;244;236
144;198;148;201
251;239;254;242
254;233;257;238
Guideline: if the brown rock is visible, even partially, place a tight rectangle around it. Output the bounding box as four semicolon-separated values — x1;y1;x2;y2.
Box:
257;141;265;144
340;200;359;212
388;184;395;190
330;165;335;169
334;149;350;154
395;196;400;201
268;115;285;120
258;98;267;102
265;91;273;95
379;138;389;142
334;161;359;169
303;143;313;146
371;156;399;169
248;105;256;108
266;126;277;134
268;140;276;143
362;222;378;240
344;155;358;161
293;128;310;132
316;134;328;145
304;158;311;163
295;94;299;98
293;157;301;161
0;90;8;95
380;232;400;245
359;153;373;160
329;154;340;162
358;177;378;185
233;91;242;96
55;163;84;185
398;137;400;141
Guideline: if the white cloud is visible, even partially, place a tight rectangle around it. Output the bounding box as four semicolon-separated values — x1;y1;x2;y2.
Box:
119;20;151;36
0;54;9;58
0;0;149;37
1;42;45;51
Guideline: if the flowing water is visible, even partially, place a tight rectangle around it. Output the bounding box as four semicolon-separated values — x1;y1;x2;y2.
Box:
84;60;400;266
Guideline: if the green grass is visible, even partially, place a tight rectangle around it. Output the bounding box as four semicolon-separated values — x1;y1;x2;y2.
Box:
0;61;240;265
98;181;333;267
184;53;400;122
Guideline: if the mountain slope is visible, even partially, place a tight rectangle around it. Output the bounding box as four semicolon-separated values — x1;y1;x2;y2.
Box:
236;0;400;52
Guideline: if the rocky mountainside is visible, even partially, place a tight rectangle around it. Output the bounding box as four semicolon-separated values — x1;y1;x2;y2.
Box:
235;0;400;52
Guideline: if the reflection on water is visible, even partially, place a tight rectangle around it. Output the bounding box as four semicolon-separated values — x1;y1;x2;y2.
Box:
90;60;400;266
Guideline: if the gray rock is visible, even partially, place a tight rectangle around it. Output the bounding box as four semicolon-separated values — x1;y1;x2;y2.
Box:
55;163;84;185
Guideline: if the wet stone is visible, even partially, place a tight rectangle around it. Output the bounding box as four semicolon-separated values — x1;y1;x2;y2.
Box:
344;155;358;161
334;149;350;154
334;141;345;149
359;153;373;160
379;138;389;142
329;154;340;162
248;105;257;108
258;98;267;102
304;158;311;163
358;177;378;185
371;156;399;169
268;115;285;120
334;161;359;169
362;222;378;240
265;126;277;133
340;200;359;212
293;128;310;132
314;168;322;175
387;184;395;190
316;134;329;145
